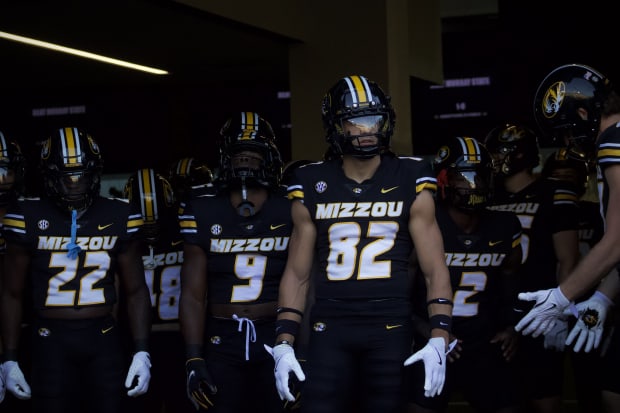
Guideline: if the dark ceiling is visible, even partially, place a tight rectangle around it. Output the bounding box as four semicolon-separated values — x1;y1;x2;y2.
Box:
0;0;292;174
0;0;616;173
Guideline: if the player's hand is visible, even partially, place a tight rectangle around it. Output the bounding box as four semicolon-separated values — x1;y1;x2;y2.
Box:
125;351;151;397
403;337;447;397
0;361;31;400
490;326;519;361
186;358;217;410
264;343;305;402
565;291;613;353
543;317;568;351
515;287;571;337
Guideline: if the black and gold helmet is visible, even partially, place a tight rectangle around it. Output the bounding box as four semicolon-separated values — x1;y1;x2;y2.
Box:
484;122;540;176
0;130;26;206
533;63;612;157
168;157;213;202
322;75;395;159
218;111;283;189
40;127;103;212
124;168;175;244
433;136;494;212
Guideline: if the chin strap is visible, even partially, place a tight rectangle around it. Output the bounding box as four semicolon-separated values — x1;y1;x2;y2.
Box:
236;177;256;216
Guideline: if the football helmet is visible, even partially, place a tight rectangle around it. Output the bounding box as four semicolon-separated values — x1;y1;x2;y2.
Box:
533;63;612;156
0;130;26;206
321;75;395;158
433;136;494;212
40;127;103;212
124;168;175;243
218;111;283;189
484;122;540;176
168;157;213;202
541;147;589;198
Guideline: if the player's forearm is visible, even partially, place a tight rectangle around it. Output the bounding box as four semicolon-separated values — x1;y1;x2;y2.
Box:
0;295;23;358
127;291;151;351
560;238;620;300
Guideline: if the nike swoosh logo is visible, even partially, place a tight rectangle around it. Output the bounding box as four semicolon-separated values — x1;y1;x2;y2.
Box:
171;240;183;246
101;326;114;334
381;186;399;194
488;240;503;246
98;223;113;230
270;224;286;230
433;346;443;365
385;324;403;330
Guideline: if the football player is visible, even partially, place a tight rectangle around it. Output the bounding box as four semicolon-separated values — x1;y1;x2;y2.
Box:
515;63;620;413
167;157;214;206
408;136;523;413
485;122;581;413
120;168;195;413
178;111;289;412
0;127;152;413
267;74;453;413
0;131;27;408
540;148;609;412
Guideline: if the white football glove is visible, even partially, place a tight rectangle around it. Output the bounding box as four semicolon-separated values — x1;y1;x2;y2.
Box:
515;287;572;337
565;291;614;353
543;316;568;351
264;343;305;402
1;361;31;400
403;337;448;398
125;351;152;397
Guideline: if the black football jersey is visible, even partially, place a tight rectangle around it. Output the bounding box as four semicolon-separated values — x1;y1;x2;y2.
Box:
179;191;291;304
596;128;620;221
287;155;437;308
140;216;184;324
415;204;522;343
2;196;142;311
488;177;580;292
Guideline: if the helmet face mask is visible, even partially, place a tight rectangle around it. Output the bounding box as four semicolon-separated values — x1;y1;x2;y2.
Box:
218;111;282;189
40;127;103;212
434;136;494;213
322;75;395;159
533;63;612;157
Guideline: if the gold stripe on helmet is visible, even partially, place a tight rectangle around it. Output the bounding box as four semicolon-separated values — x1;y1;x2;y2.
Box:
344;75;373;107
60;127;83;167
239;112;259;140
458;136;482;163
138;168;158;221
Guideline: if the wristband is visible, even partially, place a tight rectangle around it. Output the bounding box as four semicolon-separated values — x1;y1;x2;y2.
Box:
429;314;452;333
185;344;204;359
277;306;304;318
275;319;300;337
427;298;454;307
134;339;149;353
2;350;18;362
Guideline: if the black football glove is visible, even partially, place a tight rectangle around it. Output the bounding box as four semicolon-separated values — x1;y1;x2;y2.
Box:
186;358;217;410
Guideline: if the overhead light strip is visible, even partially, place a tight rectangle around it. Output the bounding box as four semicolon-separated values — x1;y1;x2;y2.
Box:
0;30;169;75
